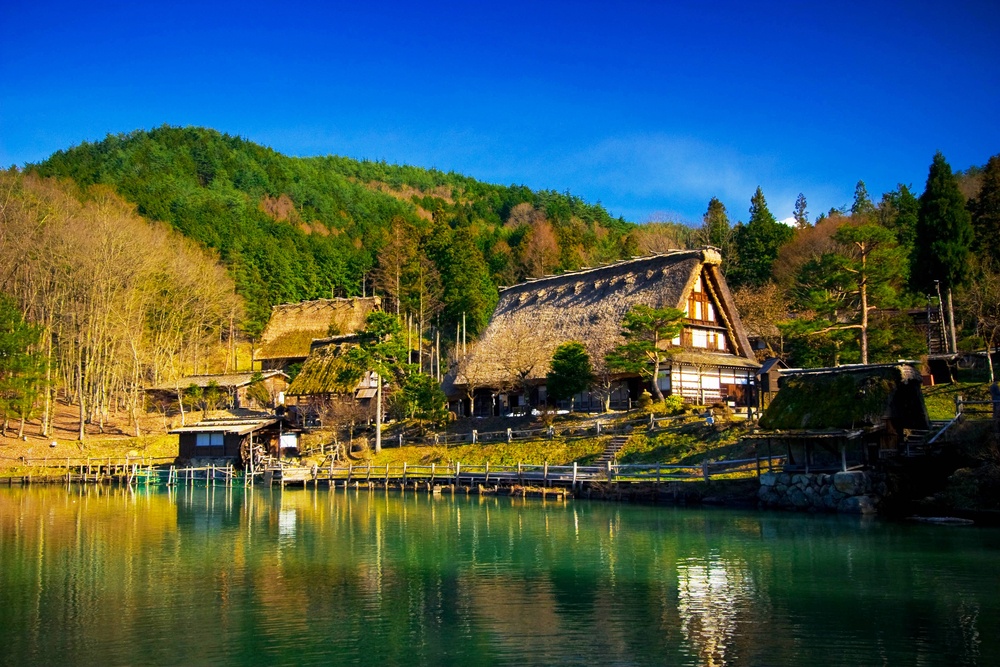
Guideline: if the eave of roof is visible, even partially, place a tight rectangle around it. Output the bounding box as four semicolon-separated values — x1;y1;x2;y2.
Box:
170;418;280;435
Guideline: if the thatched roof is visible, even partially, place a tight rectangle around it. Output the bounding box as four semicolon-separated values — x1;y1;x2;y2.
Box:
146;371;286;392
759;364;926;430
451;248;756;392
256;297;381;362
285;344;366;396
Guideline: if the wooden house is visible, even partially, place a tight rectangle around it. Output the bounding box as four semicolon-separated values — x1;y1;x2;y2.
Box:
145;370;288;411
171;417;298;467
254;297;381;371
447;248;759;416
749;363;930;471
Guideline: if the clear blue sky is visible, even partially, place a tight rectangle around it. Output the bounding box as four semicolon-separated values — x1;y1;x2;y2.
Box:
2;1;999;225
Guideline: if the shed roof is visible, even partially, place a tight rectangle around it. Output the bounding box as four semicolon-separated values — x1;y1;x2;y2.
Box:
146;370;286;392
256;297;381;361
170;418;280;435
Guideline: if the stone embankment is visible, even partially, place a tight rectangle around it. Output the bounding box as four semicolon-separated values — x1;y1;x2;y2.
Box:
758;471;888;515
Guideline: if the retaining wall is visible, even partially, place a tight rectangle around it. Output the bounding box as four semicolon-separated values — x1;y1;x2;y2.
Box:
758;471;889;514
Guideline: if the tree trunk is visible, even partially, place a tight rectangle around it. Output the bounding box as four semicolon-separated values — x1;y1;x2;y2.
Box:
860;255;869;364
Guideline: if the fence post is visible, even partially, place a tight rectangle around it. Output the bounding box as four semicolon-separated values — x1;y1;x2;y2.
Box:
472;430;478;444
543;461;548;485
606;460;613;482
518;461;523;484
702;460;710;482
956;394;963;416
507;428;512;443
434;433;440;445
572;462;578;490
596;422;601;436
399;433;404;447
548;426;554;439
455;462;461;485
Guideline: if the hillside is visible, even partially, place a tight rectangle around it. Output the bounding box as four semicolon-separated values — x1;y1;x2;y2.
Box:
32;126;658;337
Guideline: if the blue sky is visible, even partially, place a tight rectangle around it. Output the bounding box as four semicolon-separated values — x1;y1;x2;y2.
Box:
2;1;999;225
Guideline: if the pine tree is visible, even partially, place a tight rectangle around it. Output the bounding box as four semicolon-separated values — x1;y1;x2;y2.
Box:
546;342;595;406
793;193;809;228
730;187;794;288
911;152;974;294
970;154;1000;268
696;197;734;261
851;180;875;218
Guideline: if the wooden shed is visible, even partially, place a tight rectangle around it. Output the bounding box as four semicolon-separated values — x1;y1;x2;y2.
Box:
146;371;289;412
751;363;931;471
171;417;297;467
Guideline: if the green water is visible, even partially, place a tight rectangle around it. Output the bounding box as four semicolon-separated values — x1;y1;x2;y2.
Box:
0;486;997;666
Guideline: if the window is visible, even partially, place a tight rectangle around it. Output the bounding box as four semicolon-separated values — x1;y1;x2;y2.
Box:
196;433;223;447
691;329;708;348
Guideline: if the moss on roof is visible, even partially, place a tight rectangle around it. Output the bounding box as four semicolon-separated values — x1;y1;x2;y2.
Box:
285;346;359;396
759;366;912;430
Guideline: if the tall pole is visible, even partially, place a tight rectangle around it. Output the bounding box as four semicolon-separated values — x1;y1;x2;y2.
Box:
436;329;441;382
947;288;958;355
935;280;948;353
374;373;382;453
462;312;467;356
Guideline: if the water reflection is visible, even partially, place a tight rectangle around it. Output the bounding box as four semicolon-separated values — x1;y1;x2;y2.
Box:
0;486;998;666
676;555;755;667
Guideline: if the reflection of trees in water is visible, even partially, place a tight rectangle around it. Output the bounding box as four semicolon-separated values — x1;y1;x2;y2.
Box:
676;554;755;667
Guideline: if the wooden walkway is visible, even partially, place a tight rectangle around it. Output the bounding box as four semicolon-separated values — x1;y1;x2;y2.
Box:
0;454;784;495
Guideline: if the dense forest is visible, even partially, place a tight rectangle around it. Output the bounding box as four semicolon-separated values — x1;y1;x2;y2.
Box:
33;126;670;338
3;125;999;437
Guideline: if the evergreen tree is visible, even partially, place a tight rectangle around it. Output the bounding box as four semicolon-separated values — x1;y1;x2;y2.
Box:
546;342;594;406
793;193;809;228
605;305;685;401
970;154;1000;268
695;197;735;267
878;184;919;254
911;152;974;294
0;296;43;435
851;180;875;218
729;187;794;288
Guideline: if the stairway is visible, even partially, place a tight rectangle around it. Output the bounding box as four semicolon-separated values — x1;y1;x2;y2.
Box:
901;420;952;457
597;435;630;466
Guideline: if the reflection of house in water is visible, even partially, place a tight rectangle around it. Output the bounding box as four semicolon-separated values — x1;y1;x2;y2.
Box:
254;297;381;372
677;555;756;667
748;363;931;471
447;249;759;416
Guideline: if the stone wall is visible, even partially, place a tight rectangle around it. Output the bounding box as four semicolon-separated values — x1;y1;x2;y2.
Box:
758;470;888;514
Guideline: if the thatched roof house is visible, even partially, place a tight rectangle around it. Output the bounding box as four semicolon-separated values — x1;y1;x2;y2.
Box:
450;248;758;415
255;297;381;370
283;338;378;424
749;363;930;470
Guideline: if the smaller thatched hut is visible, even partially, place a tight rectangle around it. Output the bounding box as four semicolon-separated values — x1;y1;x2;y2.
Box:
255;297;381;371
749;363;930;471
284;338;377;426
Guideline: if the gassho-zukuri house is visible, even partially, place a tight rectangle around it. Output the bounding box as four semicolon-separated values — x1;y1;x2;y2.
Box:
447;247;759;416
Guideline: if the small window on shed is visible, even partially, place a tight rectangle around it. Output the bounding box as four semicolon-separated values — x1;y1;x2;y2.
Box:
196;433;223;447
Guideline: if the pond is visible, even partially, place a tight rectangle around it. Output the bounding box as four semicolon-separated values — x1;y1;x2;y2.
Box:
1;485;997;666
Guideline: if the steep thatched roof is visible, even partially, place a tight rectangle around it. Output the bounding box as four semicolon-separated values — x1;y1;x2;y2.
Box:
285;344;362;396
146;370;286;392
451;248;756;391
759;364;927;430
256;297;381;362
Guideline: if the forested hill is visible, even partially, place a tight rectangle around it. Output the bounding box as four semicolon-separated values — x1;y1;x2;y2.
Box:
33;126;672;337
